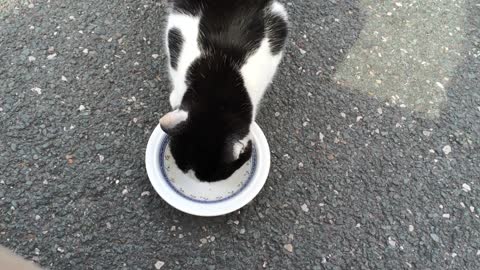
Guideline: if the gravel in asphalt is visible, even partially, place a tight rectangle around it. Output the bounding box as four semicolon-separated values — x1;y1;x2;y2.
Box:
1;0;479;269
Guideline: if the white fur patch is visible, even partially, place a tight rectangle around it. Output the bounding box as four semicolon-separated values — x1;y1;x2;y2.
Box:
232;134;251;159
166;13;202;109
240;39;283;118
271;1;288;19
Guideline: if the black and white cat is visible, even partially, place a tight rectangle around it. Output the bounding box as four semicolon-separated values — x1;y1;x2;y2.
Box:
159;0;288;182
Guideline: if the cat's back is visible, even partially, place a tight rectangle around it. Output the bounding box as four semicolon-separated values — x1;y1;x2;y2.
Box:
166;0;288;111
169;0;274;55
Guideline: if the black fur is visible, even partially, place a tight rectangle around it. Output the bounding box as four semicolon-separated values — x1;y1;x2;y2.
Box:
165;0;287;182
265;13;288;55
197;0;269;64
170;55;253;182
167;27;183;70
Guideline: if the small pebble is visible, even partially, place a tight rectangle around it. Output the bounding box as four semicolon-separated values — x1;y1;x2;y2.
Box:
122;189;128;195
388;237;396;247
141;191;150;197
155;261;165;269
408;225;414;232
78;105;86;111
239;229;246;234
430;233;440;242
31;87;42;95
35;215;40;221
301;204;309;213
442;214;450;218
61;76;68;81
283;244;293;253
152;54;159;59
462;183;471;192
47;53;57;60
442;145;451;155
200;238;208;244
28;56;36;62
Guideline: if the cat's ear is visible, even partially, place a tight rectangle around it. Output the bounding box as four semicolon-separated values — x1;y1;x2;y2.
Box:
159;109;188;135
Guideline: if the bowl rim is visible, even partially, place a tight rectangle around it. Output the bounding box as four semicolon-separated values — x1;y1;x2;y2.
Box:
145;122;270;217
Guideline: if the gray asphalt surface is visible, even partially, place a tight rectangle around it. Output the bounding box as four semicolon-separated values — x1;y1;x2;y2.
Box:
1;0;479;269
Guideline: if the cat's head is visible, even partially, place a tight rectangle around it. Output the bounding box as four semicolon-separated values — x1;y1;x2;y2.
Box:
160;56;253;182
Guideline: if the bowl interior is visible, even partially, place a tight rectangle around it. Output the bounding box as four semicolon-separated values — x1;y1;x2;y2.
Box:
160;137;257;203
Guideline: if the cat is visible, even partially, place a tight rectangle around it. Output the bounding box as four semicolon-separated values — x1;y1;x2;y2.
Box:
160;0;288;182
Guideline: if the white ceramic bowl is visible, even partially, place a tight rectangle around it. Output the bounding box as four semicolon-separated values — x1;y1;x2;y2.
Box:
145;122;270;217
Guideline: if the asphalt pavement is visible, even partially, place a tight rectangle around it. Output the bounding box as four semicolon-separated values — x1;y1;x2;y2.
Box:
1;0;479;269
